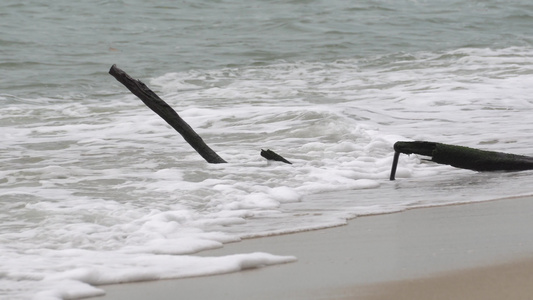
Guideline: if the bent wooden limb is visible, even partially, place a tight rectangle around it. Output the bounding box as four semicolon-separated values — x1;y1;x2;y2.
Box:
109;64;227;164
390;141;533;180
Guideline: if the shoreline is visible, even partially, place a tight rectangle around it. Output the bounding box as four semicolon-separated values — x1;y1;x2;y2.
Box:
97;195;533;300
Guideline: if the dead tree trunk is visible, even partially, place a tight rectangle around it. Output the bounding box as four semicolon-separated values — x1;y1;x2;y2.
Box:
390;141;533;180
109;64;227;164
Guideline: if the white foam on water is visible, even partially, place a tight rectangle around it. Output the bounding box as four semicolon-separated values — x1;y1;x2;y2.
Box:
2;47;533;299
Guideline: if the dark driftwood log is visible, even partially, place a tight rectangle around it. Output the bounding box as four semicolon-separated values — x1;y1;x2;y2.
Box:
261;149;292;164
109;65;226;164
390;141;533;180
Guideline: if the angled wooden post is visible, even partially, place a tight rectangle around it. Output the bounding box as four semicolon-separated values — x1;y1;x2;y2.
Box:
109;64;227;164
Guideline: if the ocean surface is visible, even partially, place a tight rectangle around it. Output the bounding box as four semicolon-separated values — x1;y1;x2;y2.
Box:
2;0;533;298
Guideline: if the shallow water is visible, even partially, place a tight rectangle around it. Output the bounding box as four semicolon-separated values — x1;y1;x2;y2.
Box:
1;0;533;298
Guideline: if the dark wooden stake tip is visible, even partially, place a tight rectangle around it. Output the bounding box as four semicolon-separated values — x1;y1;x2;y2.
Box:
261;149;292;164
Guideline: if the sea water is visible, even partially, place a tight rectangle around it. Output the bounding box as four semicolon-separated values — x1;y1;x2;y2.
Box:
1;0;533;298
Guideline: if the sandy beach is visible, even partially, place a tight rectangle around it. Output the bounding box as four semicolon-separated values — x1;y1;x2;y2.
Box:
96;195;533;300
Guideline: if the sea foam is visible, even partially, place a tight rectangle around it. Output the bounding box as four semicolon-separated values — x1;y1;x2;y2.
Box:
2;47;533;299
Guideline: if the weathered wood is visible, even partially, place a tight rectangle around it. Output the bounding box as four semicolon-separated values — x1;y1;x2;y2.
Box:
109;64;226;164
389;151;400;181
390;141;533;180
261;149;292;164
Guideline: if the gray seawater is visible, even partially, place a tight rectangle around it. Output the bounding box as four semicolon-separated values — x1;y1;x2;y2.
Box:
3;0;532;97
2;1;533;299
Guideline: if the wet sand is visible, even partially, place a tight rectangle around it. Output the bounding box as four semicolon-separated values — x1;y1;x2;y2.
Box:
360;257;533;300
97;195;533;300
